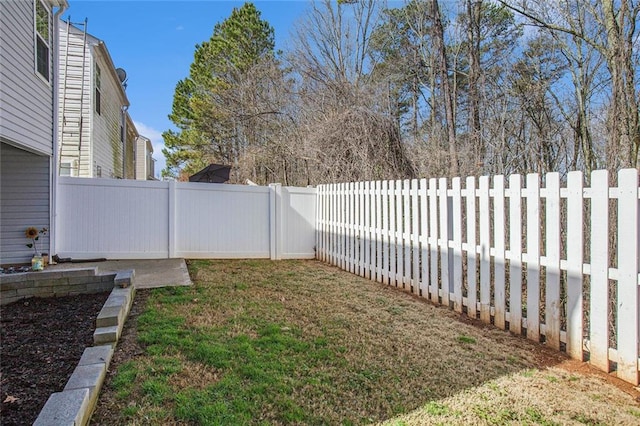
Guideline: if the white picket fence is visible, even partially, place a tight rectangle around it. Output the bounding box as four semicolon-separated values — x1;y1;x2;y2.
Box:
316;169;640;385
56;177;316;260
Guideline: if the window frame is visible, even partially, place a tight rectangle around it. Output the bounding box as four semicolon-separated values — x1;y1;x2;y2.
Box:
33;0;51;83
94;63;102;115
59;161;72;176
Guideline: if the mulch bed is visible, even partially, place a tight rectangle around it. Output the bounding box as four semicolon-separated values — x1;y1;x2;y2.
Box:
0;292;109;426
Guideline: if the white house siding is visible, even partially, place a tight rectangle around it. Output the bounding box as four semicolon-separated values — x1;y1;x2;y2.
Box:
0;143;51;265
58;25;128;178
135;135;153;180
58;23;93;176
124;114;138;179
0;0;54;156
91;48;126;178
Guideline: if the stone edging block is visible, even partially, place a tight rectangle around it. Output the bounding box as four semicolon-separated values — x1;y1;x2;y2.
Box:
33;388;90;426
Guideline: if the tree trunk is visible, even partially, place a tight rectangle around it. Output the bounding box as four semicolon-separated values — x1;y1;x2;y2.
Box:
431;0;459;176
602;0;639;169
467;0;483;171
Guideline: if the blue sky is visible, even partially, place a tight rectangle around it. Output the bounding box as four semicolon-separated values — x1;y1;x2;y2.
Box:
63;1;312;177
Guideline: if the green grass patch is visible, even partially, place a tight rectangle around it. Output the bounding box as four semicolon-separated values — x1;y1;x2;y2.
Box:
457;334;477;344
94;259;640;425
423;401;451;416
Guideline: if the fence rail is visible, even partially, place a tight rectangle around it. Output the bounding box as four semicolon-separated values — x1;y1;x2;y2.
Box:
316;169;640;385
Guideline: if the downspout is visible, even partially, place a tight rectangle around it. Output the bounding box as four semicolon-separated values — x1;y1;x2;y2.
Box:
121;105;128;178
51;0;68;259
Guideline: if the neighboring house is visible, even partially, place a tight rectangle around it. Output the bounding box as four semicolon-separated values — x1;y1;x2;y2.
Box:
124;111;136;179
0;0;68;265
135;134;157;180
57;20;130;178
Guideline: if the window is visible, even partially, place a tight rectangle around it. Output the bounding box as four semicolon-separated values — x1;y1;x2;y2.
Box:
60;162;72;176
95;64;101;114
34;0;50;81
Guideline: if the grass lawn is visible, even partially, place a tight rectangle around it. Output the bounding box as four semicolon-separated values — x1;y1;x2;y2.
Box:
92;259;640;425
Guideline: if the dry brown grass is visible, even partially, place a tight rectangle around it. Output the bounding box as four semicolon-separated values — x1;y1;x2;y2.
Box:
93;259;639;425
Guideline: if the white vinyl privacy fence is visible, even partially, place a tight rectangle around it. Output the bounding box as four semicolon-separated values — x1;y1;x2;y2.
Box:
316;169;640;386
56;177;316;260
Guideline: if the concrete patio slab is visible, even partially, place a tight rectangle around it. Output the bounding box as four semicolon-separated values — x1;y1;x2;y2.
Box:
47;258;192;289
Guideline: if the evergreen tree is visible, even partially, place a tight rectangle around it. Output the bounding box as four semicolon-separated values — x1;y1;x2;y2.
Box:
162;2;276;179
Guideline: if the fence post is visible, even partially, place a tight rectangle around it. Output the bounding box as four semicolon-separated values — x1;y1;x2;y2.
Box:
168;180;176;258
268;183;283;260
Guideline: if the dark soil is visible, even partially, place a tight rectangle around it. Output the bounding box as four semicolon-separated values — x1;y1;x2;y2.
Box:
0;292;110;426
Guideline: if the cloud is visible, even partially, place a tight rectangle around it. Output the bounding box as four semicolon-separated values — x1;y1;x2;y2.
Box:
176;25;184;31
133;121;166;179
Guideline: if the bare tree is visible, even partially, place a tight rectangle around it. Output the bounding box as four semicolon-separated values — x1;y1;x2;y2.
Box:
499;0;640;170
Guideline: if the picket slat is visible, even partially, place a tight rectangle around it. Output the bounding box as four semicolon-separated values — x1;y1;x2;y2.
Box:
466;177;477;318
545;173;561;350
479;176;491;323
397;180;405;289
345;182;355;273
419;178;429;298
317;185;323;261
439;178;450;305
331;184;336;264
411;179;420;295
337;183;343;270
382;180;390;285
364;181;371;279
374;181;381;282
509;175;523;334
617;168;639;385
389;180;397;286
358;182;365;276
404;180;412;290
494;175;506;329
566;171;584;360
353;182;364;275
451;178;463;313
590;170;610;371
526;174;541;342
429;178;439;303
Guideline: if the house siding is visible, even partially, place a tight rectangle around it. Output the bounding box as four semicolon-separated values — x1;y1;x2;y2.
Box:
135;136;147;180
0;0;54;156
124;114;136;179
58;24;128;178
135;136;154;180
58;23;92;176
0;143;51;265
92;50;125;178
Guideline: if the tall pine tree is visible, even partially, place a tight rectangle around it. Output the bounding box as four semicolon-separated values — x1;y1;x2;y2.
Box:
162;2;276;179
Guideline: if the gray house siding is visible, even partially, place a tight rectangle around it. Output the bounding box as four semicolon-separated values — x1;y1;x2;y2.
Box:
0;0;66;265
0;143;51;265
0;0;54;156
